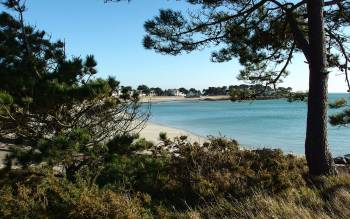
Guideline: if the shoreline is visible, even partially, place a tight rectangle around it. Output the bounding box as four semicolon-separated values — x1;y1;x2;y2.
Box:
138;121;207;144
140;95;230;103
0;125;206;169
139;95;296;103
138;121;305;156
0;122;208;168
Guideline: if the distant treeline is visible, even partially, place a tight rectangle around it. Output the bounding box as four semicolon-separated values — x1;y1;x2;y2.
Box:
228;84;294;101
130;84;294;98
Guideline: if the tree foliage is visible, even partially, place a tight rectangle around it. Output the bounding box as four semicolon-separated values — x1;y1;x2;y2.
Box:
328;97;349;126
142;0;349;87
137;84;151;95
0;1;149;174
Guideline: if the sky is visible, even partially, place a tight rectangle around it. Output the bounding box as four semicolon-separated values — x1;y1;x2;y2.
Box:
1;0;348;92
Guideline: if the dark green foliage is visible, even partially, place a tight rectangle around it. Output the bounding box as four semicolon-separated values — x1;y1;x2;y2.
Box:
97;152;169;194
178;87;189;95
150;87;164;96
142;1;298;88
137;84;151;95
229;88;254;101
188;88;201;96
0;5;148;177
141;0;350;89
120;85;135;99
106;134;153;155
159;132;168;141
329;108;350;126
328;98;350;126
203;86;228;96
287;92;308;102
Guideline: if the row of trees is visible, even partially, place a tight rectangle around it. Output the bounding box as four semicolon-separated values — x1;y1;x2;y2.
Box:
204;85;293;97
229;85;294;101
136;84;293;97
136;85;201;96
136;85;184;96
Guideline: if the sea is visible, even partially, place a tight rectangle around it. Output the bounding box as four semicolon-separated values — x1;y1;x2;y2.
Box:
144;93;350;156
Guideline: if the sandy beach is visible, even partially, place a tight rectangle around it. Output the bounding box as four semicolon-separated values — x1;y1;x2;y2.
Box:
0;122;206;168
140;95;230;103
138;122;207;144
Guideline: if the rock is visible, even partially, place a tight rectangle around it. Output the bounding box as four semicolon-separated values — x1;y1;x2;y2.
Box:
344;154;350;164
344;154;350;158
334;156;347;165
336;164;350;175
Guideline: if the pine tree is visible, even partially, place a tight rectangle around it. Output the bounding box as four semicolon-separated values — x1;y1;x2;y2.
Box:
108;0;350;175
0;1;148;175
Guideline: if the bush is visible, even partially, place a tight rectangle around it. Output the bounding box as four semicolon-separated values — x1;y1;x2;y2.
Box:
156;137;307;206
3;136;350;218
0;171;149;219
97;153;169;195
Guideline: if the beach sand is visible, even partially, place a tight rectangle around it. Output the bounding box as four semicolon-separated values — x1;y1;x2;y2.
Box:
138;122;207;144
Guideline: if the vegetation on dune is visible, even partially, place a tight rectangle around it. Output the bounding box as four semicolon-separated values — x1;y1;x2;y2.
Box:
0;171;148;219
165;176;350;219
2;135;350;218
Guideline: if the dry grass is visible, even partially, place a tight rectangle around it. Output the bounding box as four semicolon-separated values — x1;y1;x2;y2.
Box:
0;173;148;219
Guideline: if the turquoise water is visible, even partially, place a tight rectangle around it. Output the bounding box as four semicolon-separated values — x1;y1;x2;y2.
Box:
145;94;350;156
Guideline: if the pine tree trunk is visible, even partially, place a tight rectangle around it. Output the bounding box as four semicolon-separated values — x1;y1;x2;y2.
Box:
305;0;336;175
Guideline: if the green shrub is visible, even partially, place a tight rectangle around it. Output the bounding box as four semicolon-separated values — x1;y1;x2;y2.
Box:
159;132;168;141
97;136;308;209
0;91;13;105
122;136;307;209
97;153;170;194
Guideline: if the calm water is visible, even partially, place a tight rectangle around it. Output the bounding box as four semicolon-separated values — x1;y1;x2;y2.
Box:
145;94;350;156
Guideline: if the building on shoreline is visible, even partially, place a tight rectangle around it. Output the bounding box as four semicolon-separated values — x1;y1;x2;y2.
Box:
168;89;186;97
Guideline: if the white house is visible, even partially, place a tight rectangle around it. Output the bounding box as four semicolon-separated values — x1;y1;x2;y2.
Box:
137;90;147;97
186;90;201;98
169;89;186;96
149;90;156;97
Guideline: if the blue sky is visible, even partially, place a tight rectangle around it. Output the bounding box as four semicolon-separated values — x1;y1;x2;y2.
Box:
1;0;348;92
